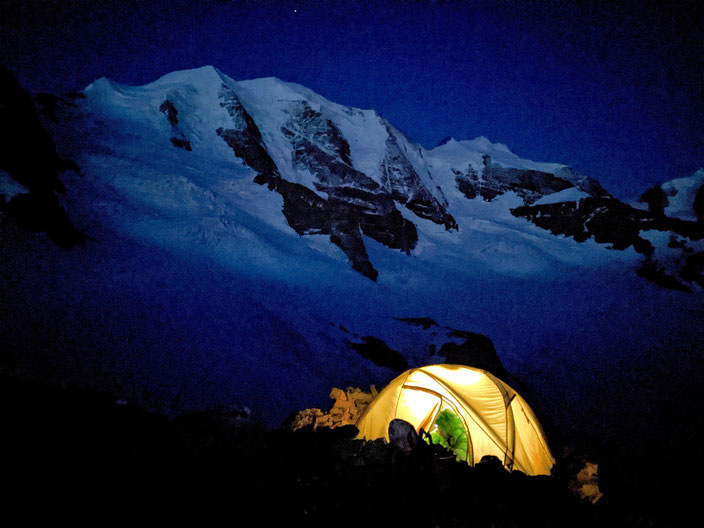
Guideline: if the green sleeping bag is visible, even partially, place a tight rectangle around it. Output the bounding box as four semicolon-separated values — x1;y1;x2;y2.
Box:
427;408;469;462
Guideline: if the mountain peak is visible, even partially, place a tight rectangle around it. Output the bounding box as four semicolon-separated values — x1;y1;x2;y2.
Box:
143;65;230;88
461;136;510;153
83;66;232;100
435;136;455;147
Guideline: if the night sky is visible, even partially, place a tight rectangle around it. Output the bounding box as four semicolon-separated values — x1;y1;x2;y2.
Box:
2;0;702;198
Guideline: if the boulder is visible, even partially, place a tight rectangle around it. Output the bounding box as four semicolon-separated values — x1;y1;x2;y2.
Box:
571;461;603;504
388;419;418;456
290;386;377;431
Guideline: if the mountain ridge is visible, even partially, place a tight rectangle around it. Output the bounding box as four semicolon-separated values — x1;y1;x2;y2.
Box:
2;65;702;289
68;66;703;288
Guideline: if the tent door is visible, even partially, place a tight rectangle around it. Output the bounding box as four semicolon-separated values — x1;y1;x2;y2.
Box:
403;386;473;464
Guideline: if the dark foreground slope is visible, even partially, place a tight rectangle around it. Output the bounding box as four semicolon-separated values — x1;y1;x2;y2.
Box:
0;368;697;527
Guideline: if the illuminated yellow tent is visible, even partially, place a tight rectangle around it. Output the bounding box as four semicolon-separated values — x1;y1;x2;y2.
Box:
356;364;554;476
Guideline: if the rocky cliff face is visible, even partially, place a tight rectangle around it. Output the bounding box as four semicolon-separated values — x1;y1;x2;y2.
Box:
278;100;418;280
455;155;575;204
380;123;457;229
216;83;279;178
511;195;704;291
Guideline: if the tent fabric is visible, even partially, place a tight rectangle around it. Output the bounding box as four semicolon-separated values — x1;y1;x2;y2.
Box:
355;364;555;476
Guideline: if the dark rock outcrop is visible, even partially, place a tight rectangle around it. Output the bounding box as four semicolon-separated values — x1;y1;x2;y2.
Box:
554;166;611;198
512;196;704;290
439;330;507;380
159;99;179;126
1;66;71;195
169;137;192;150
159;99;192;151
35;92;59;122
456;155;574;204
512;197;703;252
255;175;382;280
216;84;279;179
455;166;481;199
639;184;668;216
694;183;704;223
636;261;692;292
2;192;83;248
679;250;704;288
0;65;83;247
512;198;654;253
350;336;408;373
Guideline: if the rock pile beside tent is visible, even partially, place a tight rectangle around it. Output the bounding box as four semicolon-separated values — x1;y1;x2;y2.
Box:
289;386;378;430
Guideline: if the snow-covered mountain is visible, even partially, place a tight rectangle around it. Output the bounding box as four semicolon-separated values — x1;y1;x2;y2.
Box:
2;67;703;450
78;66;604;282
58;65;700;289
